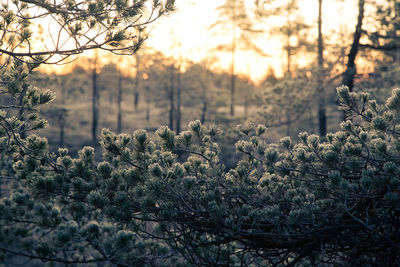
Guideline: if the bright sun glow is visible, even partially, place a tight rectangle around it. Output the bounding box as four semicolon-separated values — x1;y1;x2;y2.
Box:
41;0;358;84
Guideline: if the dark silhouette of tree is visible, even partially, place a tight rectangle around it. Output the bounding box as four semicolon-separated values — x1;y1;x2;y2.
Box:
91;54;99;143
117;68;123;133
133;53;141;111
342;0;365;96
317;0;327;137
176;65;182;134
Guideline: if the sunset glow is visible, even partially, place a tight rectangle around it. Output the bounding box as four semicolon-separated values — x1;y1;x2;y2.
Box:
40;0;359;84
145;0;358;83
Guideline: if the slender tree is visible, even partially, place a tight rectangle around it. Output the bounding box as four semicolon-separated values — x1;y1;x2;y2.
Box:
145;85;151;121
17;84;29;139
133;53;141;110
230;0;237;116
342;0;365;94
317;0;327;136
176;65;182;134
168;65;175;131
117;68;123;133
91;53;99;143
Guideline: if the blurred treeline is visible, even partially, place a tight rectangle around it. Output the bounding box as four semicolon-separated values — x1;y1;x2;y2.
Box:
28;52;258;167
27;52;399;169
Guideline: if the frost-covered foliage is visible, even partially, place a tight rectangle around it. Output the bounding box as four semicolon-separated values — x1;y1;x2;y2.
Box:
1;85;400;265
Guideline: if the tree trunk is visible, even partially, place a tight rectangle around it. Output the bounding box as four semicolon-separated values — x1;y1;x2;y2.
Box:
92;56;99;143
169;66;175;131
230;0;236;117
244;90;249;118
134;92;139;109
59;80;66;147
342;0;365;92
117;71;123;133
286;42;292;76
341;0;365;121
317;0;327;137
230;62;235;117
175;67;181;134
134;54;140;110
145;86;150;121
286;9;292;77
18;83;29;139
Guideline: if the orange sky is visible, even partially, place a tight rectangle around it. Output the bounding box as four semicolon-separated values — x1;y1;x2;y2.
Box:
42;0;358;83
143;0;358;83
